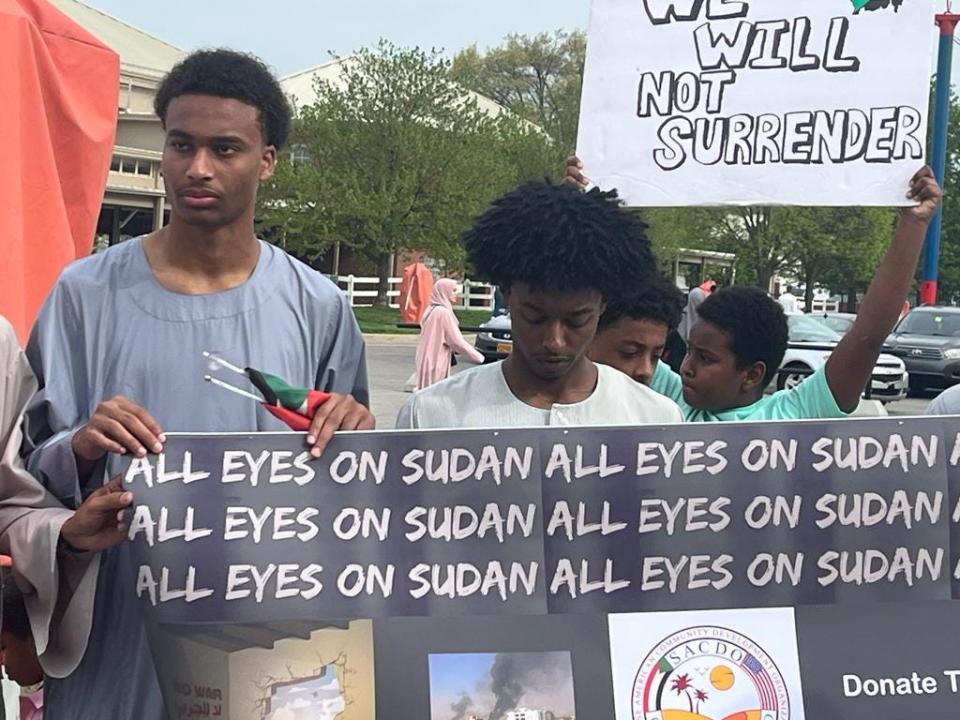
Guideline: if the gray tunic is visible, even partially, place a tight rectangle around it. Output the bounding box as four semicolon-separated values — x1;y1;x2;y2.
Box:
0;314;95;716
22;237;369;720
926;385;960;416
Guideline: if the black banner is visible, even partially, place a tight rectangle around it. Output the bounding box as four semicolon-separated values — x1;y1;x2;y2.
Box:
944;427;960;598
126;418;955;623
129;417;960;720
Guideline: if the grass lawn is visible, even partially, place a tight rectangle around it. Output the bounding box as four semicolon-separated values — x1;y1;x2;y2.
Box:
353;306;492;334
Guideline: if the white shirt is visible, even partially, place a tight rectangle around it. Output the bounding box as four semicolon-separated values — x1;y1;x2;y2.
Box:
926;385;960;416
778;292;798;314
396;361;684;429
2;675;21;719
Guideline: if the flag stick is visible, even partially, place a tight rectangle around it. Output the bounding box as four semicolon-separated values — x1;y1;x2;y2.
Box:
203;375;263;402
202;351;247;376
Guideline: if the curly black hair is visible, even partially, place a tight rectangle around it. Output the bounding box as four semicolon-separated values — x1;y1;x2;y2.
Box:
154;49;292;149
598;274;684;331
697;286;789;388
464;181;658;298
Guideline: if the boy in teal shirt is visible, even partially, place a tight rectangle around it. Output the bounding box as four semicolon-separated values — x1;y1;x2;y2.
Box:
649;167;940;422
649;286;843;421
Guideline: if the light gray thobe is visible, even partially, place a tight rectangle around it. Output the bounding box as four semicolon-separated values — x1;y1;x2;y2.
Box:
22;237;369;720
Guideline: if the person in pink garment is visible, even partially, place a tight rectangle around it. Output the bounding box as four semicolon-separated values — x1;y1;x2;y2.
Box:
415;279;484;390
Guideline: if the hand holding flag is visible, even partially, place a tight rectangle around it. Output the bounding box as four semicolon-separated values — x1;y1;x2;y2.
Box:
203;353;375;456
245;368;331;431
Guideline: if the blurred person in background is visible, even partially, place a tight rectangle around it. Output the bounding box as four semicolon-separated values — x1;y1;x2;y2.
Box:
414;279;484;391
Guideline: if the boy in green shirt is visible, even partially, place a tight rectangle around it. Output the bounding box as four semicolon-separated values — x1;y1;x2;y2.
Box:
649;285;842;421
654;167;940;421
567;158;942;422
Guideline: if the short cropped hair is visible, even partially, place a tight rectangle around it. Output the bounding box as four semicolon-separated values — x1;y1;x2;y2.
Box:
697;286;789;387
598;275;684;331
154;49;292;149
464;181;657;299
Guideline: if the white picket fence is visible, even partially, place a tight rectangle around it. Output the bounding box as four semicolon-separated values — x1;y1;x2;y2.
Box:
810;299;841;313
799;295;841;313
330;275;495;311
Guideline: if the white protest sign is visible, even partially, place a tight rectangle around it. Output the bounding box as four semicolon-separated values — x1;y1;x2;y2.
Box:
576;0;937;206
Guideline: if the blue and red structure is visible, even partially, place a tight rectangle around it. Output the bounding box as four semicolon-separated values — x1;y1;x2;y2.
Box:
920;8;960;306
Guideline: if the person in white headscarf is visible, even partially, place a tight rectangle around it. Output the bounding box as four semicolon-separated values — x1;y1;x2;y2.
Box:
778;286;799;314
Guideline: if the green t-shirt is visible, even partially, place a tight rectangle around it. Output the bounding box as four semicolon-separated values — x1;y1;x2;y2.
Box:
650;361;848;422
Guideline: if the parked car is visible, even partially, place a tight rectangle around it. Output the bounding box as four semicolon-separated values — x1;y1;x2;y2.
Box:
813;311;903;354
777;315;907;404
815;312;856;336
477;312;907;402
475;313;513;362
886;306;960;392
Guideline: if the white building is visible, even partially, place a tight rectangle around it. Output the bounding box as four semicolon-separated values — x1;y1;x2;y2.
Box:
49;0;186;244
506;709;545;720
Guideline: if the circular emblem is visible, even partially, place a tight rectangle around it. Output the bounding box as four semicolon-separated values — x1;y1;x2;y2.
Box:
631;625;789;720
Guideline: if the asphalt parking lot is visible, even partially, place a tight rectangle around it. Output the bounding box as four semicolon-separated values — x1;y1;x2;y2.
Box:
365;336;933;429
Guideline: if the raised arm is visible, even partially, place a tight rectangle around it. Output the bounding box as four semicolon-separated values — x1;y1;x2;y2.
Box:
825;166;942;412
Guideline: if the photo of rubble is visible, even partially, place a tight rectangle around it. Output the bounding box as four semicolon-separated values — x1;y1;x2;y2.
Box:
150;619;374;720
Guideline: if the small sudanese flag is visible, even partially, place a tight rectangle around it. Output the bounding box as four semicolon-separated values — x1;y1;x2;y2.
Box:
246;367;331;431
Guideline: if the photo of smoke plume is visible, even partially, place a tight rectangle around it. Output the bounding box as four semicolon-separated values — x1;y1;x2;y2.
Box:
428;651;575;720
372;614;613;718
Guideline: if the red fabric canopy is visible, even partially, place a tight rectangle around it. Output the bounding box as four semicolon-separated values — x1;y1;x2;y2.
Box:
0;0;119;343
399;262;435;323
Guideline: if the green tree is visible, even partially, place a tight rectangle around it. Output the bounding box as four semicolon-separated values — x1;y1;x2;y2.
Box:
712;208;791;291
641;207;790;289
643;204;893;306
786;207;894;311
257;41;555;304
450;30;586;153
644;207;727;267
256;157;332;264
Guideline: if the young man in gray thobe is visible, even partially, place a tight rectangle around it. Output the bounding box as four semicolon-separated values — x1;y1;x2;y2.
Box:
19;50;374;719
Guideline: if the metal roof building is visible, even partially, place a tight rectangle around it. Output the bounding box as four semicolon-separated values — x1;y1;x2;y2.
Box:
50;0;186;244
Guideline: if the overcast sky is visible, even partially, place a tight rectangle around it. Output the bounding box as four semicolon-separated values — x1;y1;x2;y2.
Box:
79;0;590;76
80;0;959;85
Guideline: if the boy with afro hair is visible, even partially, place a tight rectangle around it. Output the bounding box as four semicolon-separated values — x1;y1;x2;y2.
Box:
397;181;682;428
